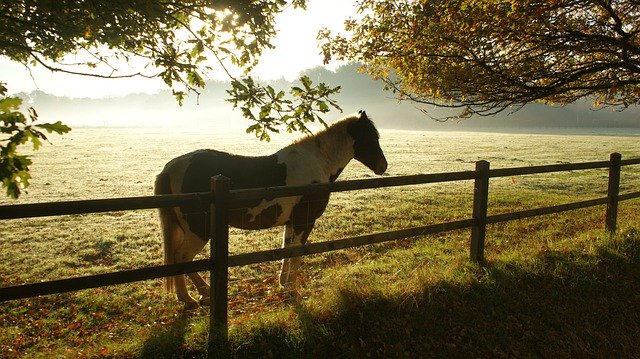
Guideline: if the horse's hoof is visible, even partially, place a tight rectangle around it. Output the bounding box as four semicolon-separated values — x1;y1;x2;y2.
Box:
283;288;302;303
183;300;199;311
199;296;211;306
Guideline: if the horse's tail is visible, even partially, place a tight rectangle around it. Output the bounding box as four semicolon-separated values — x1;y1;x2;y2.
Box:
154;171;179;294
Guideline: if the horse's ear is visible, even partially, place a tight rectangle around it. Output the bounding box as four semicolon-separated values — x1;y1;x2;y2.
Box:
358;110;367;118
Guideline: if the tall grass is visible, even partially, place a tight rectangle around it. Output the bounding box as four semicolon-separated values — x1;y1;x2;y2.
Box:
1;126;640;357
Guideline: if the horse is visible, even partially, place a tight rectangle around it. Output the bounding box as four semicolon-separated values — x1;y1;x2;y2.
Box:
154;110;387;308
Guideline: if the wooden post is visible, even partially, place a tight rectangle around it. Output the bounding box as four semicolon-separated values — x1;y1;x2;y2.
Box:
606;153;622;233
210;175;230;341
471;160;490;263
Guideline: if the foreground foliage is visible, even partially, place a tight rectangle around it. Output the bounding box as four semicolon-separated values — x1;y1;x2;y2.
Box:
0;84;70;198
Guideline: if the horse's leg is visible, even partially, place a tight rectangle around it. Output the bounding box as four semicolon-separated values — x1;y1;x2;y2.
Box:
173;232;208;309
279;223;314;296
159;206;199;309
187;270;210;306
169;235;197;309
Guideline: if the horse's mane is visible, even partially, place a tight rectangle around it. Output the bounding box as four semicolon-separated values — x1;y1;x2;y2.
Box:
291;112;376;147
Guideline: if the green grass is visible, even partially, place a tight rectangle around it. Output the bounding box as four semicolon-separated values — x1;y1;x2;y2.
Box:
215;221;640;358
1;126;640;357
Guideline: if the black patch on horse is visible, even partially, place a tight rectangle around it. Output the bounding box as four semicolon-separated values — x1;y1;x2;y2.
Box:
348;112;379;158
180;149;287;237
347;111;384;173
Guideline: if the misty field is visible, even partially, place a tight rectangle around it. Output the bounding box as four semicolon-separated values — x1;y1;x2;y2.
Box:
1;125;640;357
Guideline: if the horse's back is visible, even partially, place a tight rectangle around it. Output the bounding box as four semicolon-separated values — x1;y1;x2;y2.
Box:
161;149;288;193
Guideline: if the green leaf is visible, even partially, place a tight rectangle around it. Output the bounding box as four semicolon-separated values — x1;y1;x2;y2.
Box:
173;91;185;106
318;101;329;112
24;130;43;150
0;97;22;112
299;75;312;90
290;86;304;97
35;121;72;135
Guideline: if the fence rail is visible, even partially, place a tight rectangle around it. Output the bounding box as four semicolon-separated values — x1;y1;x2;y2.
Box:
1;152;639;339
0;192;213;220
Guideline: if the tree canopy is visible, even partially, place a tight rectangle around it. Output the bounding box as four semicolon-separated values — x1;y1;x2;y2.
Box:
0;0;341;198
320;0;640;119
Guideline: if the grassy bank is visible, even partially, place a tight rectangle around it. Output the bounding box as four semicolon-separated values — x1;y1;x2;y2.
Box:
221;226;640;358
1;127;640;357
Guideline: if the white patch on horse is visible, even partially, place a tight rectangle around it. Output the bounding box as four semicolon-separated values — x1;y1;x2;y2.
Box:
245;196;301;225
245;140;350;226
165;151;205;194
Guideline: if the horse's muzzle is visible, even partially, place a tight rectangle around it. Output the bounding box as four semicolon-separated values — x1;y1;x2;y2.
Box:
375;158;388;175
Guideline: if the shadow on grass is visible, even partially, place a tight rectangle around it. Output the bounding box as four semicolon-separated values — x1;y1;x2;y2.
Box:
225;230;640;358
140;312;193;358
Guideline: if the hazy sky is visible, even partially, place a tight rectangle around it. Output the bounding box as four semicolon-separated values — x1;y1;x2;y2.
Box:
0;0;356;98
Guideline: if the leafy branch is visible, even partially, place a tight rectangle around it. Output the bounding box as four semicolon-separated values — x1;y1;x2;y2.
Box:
227;75;342;141
320;0;640;120
0;83;71;198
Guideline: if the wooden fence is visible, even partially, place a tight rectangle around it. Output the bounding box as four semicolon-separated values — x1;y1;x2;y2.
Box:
1;152;640;340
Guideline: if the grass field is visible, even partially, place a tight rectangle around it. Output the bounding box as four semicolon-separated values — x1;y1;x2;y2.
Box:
1;124;640;357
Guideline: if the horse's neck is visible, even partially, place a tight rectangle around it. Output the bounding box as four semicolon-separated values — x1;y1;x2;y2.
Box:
289;126;355;179
317;129;355;176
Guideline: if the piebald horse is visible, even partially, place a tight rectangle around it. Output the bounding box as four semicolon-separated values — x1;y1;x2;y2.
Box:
155;110;387;308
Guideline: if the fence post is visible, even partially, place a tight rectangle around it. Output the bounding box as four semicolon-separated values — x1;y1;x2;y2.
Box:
210;175;230;342
471;160;490;263
606;152;622;233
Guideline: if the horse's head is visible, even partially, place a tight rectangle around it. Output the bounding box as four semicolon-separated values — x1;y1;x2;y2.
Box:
347;110;388;175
